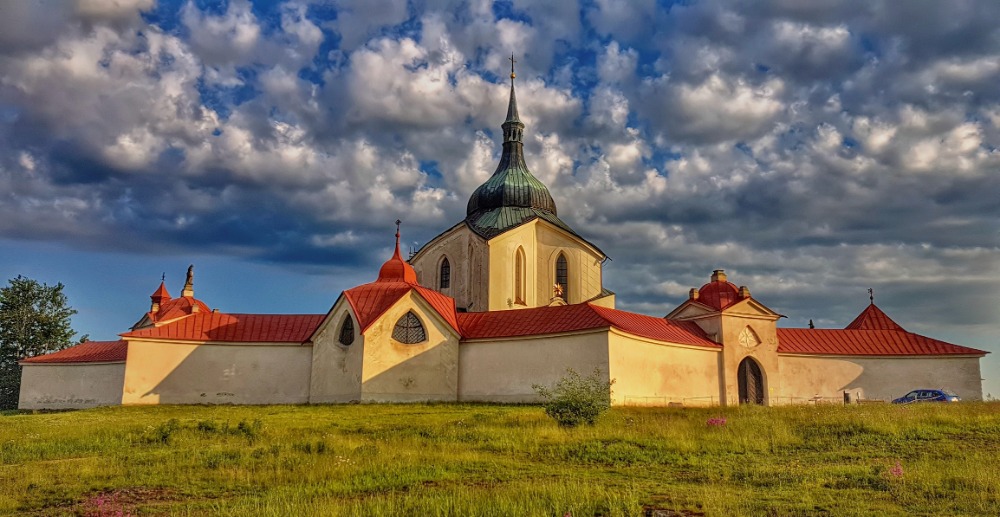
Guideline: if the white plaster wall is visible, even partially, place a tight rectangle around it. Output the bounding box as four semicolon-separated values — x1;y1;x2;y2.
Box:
487;223;537;310
458;331;610;402
608;333;722;406
359;292;460;402
18;363;125;409
410;225;488;312
777;354;984;403
309;298;363;403
535;222;604;306
121;341;312;405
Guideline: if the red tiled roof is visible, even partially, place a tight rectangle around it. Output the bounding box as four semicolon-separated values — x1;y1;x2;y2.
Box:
696;279;742;311
121;313;324;342
377;231;418;284
343;281;459;333
590;305;719;346
845;304;904;331
20;340;128;364
148;296;211;324
458;303;719;348
778;303;986;356
150;281;171;303
777;329;987;356
338;229;458;333
344;282;417;331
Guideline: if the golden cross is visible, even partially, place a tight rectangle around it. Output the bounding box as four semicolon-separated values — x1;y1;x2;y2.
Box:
509;54;516;79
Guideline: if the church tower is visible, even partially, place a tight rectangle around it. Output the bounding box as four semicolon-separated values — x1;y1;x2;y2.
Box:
410;57;612;311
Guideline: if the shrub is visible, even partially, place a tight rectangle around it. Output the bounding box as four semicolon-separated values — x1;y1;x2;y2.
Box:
533;368;614;427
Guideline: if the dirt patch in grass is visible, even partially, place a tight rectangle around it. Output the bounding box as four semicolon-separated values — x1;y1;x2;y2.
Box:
68;488;176;516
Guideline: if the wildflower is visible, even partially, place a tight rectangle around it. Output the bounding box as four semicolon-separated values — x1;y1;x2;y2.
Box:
889;461;904;478
706;417;727;427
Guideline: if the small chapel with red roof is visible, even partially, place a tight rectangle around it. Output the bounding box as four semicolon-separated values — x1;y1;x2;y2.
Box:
18;64;987;409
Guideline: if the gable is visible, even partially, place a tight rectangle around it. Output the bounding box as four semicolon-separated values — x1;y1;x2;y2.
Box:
369;290;462;341
665;300;716;320
722;298;782;320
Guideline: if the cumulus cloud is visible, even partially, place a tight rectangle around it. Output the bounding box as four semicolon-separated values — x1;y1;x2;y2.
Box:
0;0;998;388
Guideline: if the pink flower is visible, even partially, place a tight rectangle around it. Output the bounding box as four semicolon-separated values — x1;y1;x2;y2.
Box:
707;417;727;427
889;461;904;478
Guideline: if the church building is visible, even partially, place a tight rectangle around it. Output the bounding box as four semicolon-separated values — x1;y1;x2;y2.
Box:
18;66;987;409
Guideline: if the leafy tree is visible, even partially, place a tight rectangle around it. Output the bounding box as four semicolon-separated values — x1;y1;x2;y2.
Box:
0;276;77;409
533;368;615;427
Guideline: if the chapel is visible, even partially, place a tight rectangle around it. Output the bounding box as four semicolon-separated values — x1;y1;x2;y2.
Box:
18;64;987;409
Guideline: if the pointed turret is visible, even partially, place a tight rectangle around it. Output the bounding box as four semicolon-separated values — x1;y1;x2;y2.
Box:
377;220;418;283
845;303;905;331
149;280;171;313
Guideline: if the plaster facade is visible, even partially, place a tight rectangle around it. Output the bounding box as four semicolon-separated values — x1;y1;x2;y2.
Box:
776;354;984;403
458;331;609;402
309;297;364;403
18;363;125;410
608;332;722;406
121;341;312;405
356;292;461;402
411;224;488;312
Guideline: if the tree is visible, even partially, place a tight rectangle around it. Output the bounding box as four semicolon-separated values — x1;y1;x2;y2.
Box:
0;276;77;409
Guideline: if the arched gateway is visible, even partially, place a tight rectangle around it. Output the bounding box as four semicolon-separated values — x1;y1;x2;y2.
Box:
738;357;765;405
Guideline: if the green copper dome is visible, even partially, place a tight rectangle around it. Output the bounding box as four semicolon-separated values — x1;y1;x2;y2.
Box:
466;66;561;237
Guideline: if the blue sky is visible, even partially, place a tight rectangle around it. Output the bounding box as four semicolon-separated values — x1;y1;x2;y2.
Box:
1;0;998;397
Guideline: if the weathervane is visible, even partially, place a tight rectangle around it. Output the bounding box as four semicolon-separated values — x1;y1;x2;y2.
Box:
868;288;874;304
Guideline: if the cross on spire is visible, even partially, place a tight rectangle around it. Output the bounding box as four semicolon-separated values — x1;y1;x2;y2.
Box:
509;53;516;80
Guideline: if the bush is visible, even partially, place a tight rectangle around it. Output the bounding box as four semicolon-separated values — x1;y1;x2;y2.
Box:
533;368;615;427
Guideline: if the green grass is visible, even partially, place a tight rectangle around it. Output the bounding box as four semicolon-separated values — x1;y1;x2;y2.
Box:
2;403;999;516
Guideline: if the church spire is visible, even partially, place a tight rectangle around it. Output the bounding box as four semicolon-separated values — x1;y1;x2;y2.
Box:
504;54;522;131
466;54;558;221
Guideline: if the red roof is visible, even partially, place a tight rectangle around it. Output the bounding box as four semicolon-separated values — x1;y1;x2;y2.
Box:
122;313;324;342
845;304;904;331
377;230;418;283
340;230;458;333
778;302;985;356
342;281;458;333
150;281;171;303
777;328;987;356
147;296;211;324
458;303;719;348
20;340;128;364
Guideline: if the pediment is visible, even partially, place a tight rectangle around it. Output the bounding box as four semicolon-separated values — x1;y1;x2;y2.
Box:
666;300;716;320
721;297;782;320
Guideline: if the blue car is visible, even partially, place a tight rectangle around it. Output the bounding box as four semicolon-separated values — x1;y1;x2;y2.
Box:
892;389;960;404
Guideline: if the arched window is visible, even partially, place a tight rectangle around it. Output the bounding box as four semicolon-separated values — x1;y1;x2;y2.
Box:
514;247;526;305
556;253;568;301
338;315;355;346
439;257;451;289
392;311;426;344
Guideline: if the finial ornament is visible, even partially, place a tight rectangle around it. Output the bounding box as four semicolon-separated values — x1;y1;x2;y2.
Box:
509;53;516;79
395;219;401;237
161;272;165;282
182;264;194;297
868;287;874;304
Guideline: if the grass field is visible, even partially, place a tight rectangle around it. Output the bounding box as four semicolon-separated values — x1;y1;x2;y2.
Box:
2;402;999;516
